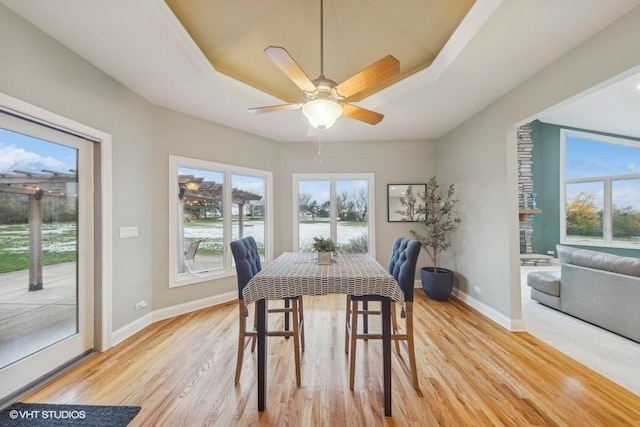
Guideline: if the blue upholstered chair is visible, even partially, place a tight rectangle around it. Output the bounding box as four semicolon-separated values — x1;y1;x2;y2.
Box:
230;236;304;386
345;237;421;389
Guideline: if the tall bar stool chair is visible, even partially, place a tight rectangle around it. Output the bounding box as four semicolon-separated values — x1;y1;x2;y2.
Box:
345;237;421;389
230;237;305;385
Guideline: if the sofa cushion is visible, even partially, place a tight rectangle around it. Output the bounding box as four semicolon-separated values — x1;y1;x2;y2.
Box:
530;288;561;310
527;271;561;296
557;245;577;265
556;245;640;277
614;257;640;277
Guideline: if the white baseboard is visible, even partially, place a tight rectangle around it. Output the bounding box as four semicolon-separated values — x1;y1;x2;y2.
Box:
110;286;526;349
415;279;525;331
110;291;237;347
152;291;237;322
452;288;526;332
111;313;153;347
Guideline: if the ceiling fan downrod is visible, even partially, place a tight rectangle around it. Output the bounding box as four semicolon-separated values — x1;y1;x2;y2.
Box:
320;0;325;79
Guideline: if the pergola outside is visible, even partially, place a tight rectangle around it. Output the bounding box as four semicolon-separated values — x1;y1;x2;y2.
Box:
177;175;262;273
0;170;77;291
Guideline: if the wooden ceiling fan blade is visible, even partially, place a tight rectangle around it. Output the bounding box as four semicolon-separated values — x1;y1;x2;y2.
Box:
335;55;400;99
264;46;317;93
248;103;301;114
342;104;384;125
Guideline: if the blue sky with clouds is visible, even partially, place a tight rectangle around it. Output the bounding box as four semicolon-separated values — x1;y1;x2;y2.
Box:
566;135;640;209
566;135;640;179
0;128;76;174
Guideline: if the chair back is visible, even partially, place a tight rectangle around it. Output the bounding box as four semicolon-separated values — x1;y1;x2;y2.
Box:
230;236;262;298
185;240;200;261
388;237;421;302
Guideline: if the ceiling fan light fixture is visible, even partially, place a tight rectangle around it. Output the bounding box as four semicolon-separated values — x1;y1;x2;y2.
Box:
302;99;343;129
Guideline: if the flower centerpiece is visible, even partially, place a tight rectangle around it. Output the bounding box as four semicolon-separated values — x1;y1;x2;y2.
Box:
312;236;337;264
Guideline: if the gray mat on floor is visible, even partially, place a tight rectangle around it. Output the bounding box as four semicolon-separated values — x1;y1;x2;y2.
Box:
0;403;141;426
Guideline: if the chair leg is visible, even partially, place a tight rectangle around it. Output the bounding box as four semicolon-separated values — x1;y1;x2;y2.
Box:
406;302;419;389
235;302;247;384
349;300;358;390
292;299;301;387
298;296;305;351
391;303;401;355
344;295;351;354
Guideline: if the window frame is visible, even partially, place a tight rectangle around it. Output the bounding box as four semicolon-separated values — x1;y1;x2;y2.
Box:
292;173;376;257
169;155;273;287
560;129;640;249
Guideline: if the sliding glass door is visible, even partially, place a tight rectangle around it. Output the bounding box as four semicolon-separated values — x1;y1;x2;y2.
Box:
0;112;94;400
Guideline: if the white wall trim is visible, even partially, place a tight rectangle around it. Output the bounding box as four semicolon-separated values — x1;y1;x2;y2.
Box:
100;134;113;351
108;283;531;350
111;291;237;347
415;279;526;331
452;288;526;332
152;291;237;322
111;313;153;347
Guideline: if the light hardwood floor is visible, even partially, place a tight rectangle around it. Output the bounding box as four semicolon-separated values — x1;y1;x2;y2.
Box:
23;293;640;426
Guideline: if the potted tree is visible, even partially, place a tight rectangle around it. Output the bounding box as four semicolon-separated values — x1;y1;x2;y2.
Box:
410;176;462;300
312;236;337;264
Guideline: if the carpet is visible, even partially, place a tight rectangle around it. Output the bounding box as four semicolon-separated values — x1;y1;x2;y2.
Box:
0;403;141;426
521;265;640;396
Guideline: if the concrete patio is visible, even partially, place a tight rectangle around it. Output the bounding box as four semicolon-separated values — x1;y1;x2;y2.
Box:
0;262;76;368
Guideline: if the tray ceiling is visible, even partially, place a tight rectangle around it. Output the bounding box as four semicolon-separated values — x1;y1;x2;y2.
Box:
166;0;474;102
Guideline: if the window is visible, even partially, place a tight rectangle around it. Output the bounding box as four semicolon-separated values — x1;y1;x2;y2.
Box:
293;174;374;255
169;156;272;287
560;130;640;248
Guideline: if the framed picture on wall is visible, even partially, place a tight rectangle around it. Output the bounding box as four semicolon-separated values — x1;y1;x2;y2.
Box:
387;184;426;222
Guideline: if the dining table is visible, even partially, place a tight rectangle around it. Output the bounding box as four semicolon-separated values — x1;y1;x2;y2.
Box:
242;252;404;417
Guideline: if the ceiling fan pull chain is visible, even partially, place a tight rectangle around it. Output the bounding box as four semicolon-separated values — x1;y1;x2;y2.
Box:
318;130;324;164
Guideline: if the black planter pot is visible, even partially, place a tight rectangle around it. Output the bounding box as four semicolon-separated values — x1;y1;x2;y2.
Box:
421;267;454;301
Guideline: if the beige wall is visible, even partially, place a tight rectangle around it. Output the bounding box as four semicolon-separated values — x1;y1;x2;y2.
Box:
276;139;437;267
438;5;640;322
0;4;154;330
150;114;438;310
149;106;281;310
3;0;640;337
0;2;438;330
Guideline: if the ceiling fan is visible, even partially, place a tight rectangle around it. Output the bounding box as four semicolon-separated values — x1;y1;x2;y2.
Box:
248;0;400;130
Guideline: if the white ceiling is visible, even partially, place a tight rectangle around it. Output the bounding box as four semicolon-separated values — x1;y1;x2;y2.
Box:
2;0;640;142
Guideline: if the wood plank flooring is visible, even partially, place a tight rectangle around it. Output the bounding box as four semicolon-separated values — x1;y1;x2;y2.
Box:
22;293;640;426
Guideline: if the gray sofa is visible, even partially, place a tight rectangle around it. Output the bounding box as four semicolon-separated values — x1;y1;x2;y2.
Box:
528;244;640;343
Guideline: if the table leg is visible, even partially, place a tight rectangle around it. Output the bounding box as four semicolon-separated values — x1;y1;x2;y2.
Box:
284;298;290;335
363;301;369;335
257;299;267;411
381;298;391;417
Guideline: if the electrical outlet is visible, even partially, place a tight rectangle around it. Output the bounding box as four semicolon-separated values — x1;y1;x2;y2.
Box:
474;286;482;294
135;300;148;311
119;226;139;239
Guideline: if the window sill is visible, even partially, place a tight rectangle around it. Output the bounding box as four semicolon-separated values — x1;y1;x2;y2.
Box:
169;270;236;288
561;239;640;251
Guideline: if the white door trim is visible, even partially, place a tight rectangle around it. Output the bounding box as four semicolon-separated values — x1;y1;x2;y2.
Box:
0;92;113;351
